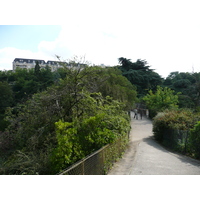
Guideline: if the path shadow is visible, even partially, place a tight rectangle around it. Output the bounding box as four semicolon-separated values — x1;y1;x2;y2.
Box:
142;136;200;168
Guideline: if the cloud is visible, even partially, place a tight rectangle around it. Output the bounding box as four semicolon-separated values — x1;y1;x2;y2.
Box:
37;24;122;65
1;0;200;78
0;47;32;70
0;47;56;70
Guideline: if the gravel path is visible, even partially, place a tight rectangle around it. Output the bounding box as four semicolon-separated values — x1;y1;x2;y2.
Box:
108;112;200;175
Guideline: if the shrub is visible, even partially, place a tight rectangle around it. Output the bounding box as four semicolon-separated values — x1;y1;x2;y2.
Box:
50;96;131;174
153;109;199;150
188;121;200;158
152;112;166;141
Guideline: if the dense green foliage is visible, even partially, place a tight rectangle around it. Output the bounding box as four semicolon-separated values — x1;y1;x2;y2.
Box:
0;81;13;130
153;109;196;141
153;109;200;156
0;66;55;131
118;57;163;97
189;121;200;158
0;65;136;131
51;94;130;173
0;63;135;174
163;71;200;109
143;86;180;118
0;67;54;104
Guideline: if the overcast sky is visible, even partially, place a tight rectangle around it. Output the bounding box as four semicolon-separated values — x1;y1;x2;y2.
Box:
1;0;200;78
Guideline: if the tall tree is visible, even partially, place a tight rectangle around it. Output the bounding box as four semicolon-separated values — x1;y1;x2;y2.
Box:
163;71;197;108
118;57;163;97
118;57;132;71
34;61;41;77
143;86;180;117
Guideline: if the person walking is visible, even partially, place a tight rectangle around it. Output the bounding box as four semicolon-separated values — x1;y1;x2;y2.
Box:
146;109;149;118
134;108;138;120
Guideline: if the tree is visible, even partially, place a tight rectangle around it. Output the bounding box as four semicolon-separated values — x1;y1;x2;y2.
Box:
143;86;180;117
118;57;163;97
0;82;13;111
51;93;130;173
0;70;15;83
39;66;54;90
34;61;41;76
163;71;198;108
11;66;55;104
118;57;132;71
0;60;134;174
191;73;200;109
0;81;13;131
80;66;137;110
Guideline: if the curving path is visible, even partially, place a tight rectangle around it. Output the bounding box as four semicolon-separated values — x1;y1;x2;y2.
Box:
108;112;200;175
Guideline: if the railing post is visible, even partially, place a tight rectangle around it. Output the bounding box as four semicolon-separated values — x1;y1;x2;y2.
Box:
82;161;84;175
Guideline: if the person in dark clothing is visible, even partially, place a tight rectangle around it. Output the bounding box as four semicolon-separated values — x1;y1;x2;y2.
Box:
133;109;138;120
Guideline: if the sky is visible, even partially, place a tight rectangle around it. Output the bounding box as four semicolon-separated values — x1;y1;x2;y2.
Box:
1;0;200;78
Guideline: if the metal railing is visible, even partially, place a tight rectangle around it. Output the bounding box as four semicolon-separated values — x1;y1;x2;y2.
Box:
59;135;128;175
162;129;189;153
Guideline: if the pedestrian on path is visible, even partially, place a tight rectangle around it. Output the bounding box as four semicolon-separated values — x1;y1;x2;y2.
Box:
133;109;138;120
146;109;149;118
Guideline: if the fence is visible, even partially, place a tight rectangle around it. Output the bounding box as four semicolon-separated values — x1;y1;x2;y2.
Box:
162;129;189;153
58;135;128;175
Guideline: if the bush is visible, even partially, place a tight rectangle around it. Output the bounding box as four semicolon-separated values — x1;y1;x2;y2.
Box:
188;121;200;158
153;109;199;151
50;95;131;174
152;112;166;142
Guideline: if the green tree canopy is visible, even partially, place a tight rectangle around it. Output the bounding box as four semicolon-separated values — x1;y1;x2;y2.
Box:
143;86;180;116
163;71;200;109
118;57;163;97
34;61;41;76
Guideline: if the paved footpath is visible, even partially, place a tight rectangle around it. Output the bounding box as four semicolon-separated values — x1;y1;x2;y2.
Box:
108;112;200;175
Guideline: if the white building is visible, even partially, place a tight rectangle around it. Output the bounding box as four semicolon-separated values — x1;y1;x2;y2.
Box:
12;58;106;71
13;58;66;71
